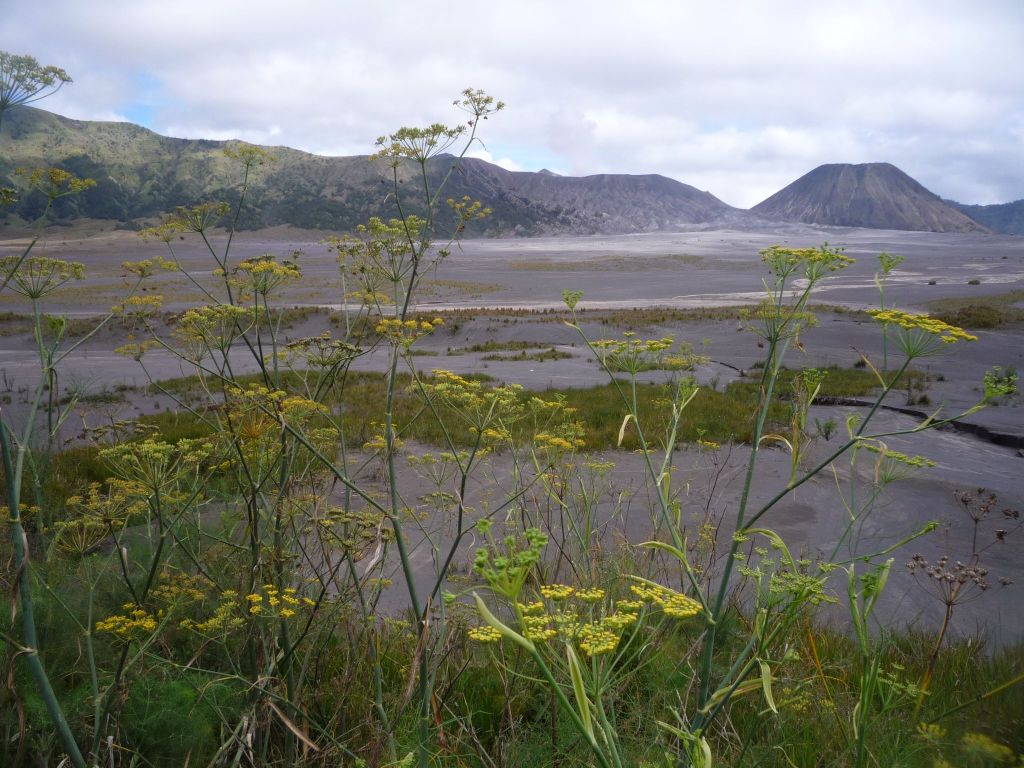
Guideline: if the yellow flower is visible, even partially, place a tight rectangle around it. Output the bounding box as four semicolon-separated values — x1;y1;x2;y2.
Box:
95;605;158;639
1;256;85;298
517;601;545;615
868;309;977;343
540;584;575;601
578;623;619;656
615;600;643;613
602;612;638;630
468;625;502;643
630;583;702;619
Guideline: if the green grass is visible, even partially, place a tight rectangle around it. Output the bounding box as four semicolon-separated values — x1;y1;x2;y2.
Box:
728;364;927;401
925;290;1024;328
587;303;863;331
456;339;554;354
68;364;916;465
482;348;572;362
418;277;504;295
9;567;1018;768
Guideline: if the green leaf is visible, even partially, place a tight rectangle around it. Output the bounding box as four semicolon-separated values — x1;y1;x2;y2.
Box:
472;593;534;652
656;721;713;767
566;643;594;739
759;659;778;713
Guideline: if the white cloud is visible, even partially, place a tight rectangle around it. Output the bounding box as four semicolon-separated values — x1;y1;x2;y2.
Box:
467;148;523;172
1;0;1021;207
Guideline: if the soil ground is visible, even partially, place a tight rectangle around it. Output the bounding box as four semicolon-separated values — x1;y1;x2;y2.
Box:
2;225;1022;642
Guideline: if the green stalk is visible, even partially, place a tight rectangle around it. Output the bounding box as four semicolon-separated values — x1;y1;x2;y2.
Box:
1;423;86;768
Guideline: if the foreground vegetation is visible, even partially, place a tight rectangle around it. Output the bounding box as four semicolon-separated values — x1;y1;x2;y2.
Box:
2;57;1022;768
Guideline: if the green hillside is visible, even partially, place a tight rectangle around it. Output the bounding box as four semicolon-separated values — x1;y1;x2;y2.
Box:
0;107;735;235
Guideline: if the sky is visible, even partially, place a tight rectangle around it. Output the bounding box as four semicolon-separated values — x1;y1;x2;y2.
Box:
3;0;1022;208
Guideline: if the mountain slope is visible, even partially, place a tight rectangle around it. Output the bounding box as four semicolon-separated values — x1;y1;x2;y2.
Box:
751;163;988;233
0;107;735;235
947;199;1024;235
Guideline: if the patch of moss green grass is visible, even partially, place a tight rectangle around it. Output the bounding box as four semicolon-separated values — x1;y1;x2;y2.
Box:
101;364;918;465
728;364;927;401
30;364;922;503
481;348;572;362
925;290;1024;329
456;339;554;354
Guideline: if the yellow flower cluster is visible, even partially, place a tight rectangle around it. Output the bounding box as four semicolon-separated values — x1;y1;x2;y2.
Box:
534;432;585;452
175;202;231;233
517;600;545;615
468;625;502;643
223;143;276;167
99;437;211;492
540;584;575;601
228;384;329;419
122;256;177;278
578;622;619;656
112;294;164;316
868;309;977;343
521;614;558;641
138;221;182;243
375;125;466;165
601;611;639;631
478;426;511;443
425;370;526;433
52;481;147;556
1;256;85;299
592;333;677;374
233;254;301;296
95;604;158;639
363;421;405;455
15;167;96;198
285;333;359;368
245;584;312;618
614;600;643;612
553;611;582;637
575;587;605;603
176;304;254;348
447;195;493;224
114;340;159;361
631;583;702;619
151;572;210;605
760;244;855;275
375;317;444;347
179;590;245;635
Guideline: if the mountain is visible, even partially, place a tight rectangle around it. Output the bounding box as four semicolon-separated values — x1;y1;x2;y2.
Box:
751;163;988;233
946;199;1024;235
0;107;735;235
431;157;734;235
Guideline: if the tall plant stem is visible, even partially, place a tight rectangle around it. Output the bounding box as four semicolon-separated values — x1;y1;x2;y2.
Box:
1;422;86;768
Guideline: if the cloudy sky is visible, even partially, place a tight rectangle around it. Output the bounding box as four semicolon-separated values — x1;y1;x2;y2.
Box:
3;0;1022;207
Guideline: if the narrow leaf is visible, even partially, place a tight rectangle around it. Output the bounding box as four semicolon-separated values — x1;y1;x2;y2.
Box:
759;660;778;713
472;593;534;652
617;413;635;447
566;643;594;738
